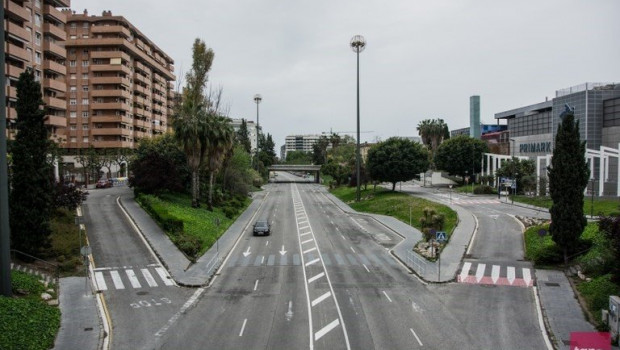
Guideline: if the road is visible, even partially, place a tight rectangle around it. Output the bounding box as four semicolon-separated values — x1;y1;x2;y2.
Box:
84;176;548;349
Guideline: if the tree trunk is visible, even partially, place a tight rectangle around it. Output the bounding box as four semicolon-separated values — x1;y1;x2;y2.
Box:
191;170;199;208
392;182;396;191
207;171;214;211
563;247;568;265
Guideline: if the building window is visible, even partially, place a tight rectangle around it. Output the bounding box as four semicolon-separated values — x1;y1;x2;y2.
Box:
35;32;41;46
70;35;77;39
70;124;76;130
34;14;41;27
34;70;41;82
83;49;89;55
82;85;89;92
69;86;77;92
82;124;88;130
70;74;76;80
83;22;89;29
70;137;77;142
82;74;89;80
83;137;89;143
70;23;77;29
69;48;76;55
35;52;41;64
69;60;76;67
70;111;77;118
82;99;89;105
82;60;89;67
70;99;77;105
34;0;41;8
82;35;89;39
82;112;89;118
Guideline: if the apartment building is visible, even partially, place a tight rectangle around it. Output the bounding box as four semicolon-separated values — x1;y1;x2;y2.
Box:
61;9;175;153
4;0;70;140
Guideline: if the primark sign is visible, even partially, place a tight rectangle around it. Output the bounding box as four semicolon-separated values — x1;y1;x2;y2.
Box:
519;141;552;154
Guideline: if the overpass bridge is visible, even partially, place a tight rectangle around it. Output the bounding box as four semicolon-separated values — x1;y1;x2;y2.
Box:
267;165;321;183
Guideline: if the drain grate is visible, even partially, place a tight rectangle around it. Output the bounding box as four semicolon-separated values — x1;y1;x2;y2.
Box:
84;327;93;331
545;282;560;287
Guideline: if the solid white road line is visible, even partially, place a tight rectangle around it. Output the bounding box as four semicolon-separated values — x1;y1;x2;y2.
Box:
350;247;356;253
312;292;332;307
362;264;370;273
314;319;340;341
491;265;500;284
308;272;325;284
125;269;142;288
141;268;158;287
410;328;423;346
475;263;486;283
459;262;472;282
254;279;259;291
94;271;107;291
110;270;125;289
155;267;174;286
239;318;247;337
382;291;393;303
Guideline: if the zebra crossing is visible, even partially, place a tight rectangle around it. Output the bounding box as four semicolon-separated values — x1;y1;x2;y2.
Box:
226;250;399;269
457;262;534;287
93;264;175;291
453;199;501;205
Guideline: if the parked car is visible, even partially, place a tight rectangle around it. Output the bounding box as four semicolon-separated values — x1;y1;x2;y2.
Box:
96;179;112;188
253;220;270;236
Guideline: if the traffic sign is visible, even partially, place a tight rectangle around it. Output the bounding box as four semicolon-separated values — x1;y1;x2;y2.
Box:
436;231;447;242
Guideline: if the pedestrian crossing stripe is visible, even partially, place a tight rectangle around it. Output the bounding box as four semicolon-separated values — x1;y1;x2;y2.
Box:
227;251;399;269
453;200;501;205
94;266;175;291
457;263;534;287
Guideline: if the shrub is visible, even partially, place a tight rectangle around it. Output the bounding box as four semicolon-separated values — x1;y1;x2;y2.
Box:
223;206;238;219
474;185;495;194
175;234;202;260
524;224;563;265
576;274;620;325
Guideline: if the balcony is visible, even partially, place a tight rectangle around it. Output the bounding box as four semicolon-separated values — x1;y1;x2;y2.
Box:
134;72;149;85
91;89;131;99
43;40;66;58
91;50;131;62
6;86;17;99
91;115;132;124
6;2;30;22
43;5;67;24
43;78;67;93
91;127;132;137
134;61;150;74
91;76;130;87
133;118;150;128
43;60;66;75
43;23;66;41
5;64;25;79
91;102;130;111
44;115;67;128
5;42;29;62
91;25;131;38
90;64;130;75
44;96;66;110
6;21;30;42
91;140;134;149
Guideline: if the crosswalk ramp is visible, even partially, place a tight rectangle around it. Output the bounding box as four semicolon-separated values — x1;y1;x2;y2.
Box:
457;262;534;287
93;265;175;291
226;251;399;269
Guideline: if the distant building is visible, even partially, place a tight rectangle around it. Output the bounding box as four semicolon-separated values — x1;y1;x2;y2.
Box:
284;134;323;158
470;95;481;139
451;124;507;138
229;118;257;152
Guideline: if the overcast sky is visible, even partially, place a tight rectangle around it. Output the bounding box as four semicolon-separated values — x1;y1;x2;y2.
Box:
75;0;620;150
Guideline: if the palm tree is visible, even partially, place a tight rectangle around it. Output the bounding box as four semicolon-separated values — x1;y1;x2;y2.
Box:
204;114;234;211
172;38;214;207
417;118;448;168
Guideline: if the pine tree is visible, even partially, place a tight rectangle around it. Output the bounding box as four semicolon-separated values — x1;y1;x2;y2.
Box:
236;118;251;154
548;107;590;264
9;69;54;256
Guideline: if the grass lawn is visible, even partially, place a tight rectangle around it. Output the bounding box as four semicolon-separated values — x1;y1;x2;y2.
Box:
513;195;620;216
138;192;248;257
330;186;457;237
0;271;60;350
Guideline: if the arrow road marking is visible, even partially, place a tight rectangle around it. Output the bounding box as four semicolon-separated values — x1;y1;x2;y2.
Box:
475;263;486;283
243;246;251;257
523;268;532;286
491;265;500;284
279;245;287;256
507;266;516;285
285;301;293;321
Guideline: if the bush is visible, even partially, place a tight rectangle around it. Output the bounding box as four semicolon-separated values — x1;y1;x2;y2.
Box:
473;185;495;194
174;234;202;260
222;206;238;219
576;274;620;325
524;224;563;265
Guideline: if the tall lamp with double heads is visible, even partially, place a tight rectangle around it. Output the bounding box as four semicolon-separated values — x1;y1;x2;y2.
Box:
350;35;366;202
253;94;262;170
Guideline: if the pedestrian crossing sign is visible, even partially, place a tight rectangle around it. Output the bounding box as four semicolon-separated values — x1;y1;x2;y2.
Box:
436;231;447;242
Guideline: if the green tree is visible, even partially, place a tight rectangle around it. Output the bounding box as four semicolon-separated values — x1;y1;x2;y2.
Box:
434;135;489;182
598;214;620;283
220;145;254;199
9;69;54;255
548;108;590;264
494;157;536;194
235;118;252;154
417;118;449;168
312;136;330;165
205;115;235;211
129;133;190;194
285;150;312;165
172;38;214;207
367;137;429;190
258;133;276;170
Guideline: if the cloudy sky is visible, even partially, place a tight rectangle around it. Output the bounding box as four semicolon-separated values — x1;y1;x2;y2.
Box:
74;0;619;150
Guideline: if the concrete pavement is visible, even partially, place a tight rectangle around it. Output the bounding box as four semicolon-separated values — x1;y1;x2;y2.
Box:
53;183;608;350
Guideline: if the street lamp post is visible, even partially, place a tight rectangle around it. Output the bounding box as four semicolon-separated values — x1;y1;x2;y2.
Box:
350;35;366;202
253;94;262;170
